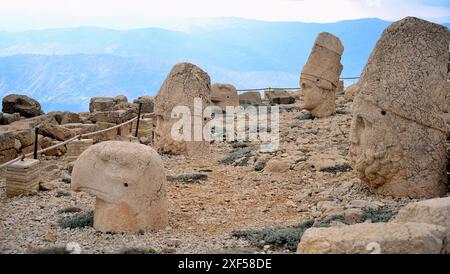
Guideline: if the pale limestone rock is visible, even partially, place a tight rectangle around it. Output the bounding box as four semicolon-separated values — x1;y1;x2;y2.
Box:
211;83;239;110
239;92;262;106
349;17;449;198
300;32;344;118
71;141;168;233
297;222;448;254
154;62;211;156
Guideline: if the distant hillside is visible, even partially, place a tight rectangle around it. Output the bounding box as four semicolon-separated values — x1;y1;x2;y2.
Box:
0;18;448;112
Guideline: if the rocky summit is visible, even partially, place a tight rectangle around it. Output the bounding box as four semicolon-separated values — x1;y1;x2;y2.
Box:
0;16;449;255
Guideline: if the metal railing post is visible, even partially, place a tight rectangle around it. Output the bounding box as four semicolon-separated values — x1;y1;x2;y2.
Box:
34;127;39;159
135;103;142;137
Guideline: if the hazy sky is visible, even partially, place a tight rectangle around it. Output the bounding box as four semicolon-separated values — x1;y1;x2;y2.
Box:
0;0;449;30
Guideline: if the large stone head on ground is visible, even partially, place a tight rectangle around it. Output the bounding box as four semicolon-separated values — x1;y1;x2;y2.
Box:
300;32;344;118
211;83;239;110
71;141;168;233
154;62;211;156
349;17;449;198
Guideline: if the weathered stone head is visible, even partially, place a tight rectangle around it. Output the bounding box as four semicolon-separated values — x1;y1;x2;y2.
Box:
349;17;449;198
211;83;239;110
300;32;344;118
71;141;168;233
154;62;211;156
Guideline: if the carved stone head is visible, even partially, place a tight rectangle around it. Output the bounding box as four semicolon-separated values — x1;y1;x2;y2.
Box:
211;83;239;110
153;62;211;156
71;141;168;233
349;17;449;198
300;32;344;118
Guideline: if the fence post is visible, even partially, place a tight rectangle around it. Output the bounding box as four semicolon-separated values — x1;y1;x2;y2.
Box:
135;103;142;137
34;127;39;160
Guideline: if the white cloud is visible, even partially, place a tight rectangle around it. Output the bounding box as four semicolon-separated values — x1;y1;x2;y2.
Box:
0;0;448;30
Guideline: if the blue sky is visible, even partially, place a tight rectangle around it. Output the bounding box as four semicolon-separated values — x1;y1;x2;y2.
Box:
0;0;449;30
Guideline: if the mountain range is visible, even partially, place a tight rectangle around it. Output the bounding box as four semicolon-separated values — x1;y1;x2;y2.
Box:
0;17;448;112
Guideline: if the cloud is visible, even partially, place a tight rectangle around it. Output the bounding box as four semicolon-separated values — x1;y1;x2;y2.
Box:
0;0;448;30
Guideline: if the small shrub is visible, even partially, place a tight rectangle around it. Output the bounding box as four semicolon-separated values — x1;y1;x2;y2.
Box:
117;247;158;254
320;163;353;174
219;147;252;165
167;173;208;183
232;220;315;251
58;207;82;214
362;208;396;223
58;211;94;229
254;161;267;172
56;190;71;197
315;215;348;227
29;246;70;254
296;113;315;121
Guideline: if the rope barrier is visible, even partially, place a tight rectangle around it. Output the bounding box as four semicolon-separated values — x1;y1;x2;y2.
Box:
236;77;360;92
0;115;141;170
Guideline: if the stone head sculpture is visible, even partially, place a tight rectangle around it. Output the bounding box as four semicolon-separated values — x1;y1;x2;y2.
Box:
154;62;211;156
71;141;168;233
211;83;239;111
349;17;449;198
300;32;344;118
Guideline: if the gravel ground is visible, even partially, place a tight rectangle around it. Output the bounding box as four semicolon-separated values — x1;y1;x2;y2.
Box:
0;94;428;254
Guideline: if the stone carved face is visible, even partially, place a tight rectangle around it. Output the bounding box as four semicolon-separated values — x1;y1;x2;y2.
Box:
72;141;168;232
154;115;187;155
211;84;239;110
349;99;404;188
349;98;447;198
300;77;336;117
301;78;327;110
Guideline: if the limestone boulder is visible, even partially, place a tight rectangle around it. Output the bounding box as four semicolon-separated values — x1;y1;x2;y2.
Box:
239;92;262;106
40;122;75;141
89;97;115;113
114;95;128;104
265;157;293;173
2;94;42;118
297;222;448;254
71;141;168;233
133;96;154;113
264;89;296;105
61;112;82;125
393;197;450;253
344;82;360;100
0;113;21;125
394;197;450;229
